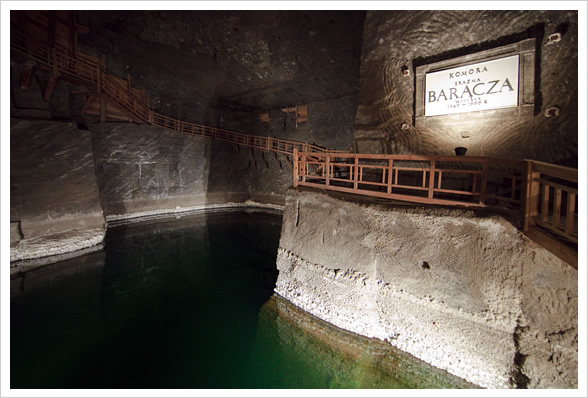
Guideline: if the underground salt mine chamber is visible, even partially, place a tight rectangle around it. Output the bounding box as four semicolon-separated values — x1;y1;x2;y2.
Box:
8;9;580;390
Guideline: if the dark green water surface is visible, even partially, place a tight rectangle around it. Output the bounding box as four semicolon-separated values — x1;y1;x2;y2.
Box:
11;210;474;389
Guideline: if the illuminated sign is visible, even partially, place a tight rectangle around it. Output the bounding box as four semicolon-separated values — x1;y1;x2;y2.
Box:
424;55;520;117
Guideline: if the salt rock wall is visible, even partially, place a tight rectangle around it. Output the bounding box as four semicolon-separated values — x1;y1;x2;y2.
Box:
10;119;105;261
90;96;356;215
216;95;357;205
275;188;577;388
354;10;578;167
90;123;252;220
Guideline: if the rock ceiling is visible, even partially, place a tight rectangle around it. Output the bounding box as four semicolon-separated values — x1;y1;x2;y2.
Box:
77;10;366;113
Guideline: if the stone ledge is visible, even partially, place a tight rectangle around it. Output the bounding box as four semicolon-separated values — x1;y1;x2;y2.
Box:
275;248;513;388
275;187;578;388
10;227;106;268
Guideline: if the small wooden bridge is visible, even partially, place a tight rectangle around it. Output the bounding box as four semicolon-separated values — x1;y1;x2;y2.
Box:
11;28;578;268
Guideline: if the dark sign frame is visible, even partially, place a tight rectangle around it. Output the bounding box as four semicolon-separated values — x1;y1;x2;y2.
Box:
414;38;536;127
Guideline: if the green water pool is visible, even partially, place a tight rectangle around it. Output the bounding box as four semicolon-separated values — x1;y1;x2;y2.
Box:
10;210;474;389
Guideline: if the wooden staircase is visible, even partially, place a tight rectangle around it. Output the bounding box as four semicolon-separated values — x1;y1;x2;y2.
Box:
10;27;344;158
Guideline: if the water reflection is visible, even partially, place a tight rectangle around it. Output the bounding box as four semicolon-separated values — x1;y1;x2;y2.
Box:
248;295;476;389
11;210;475;389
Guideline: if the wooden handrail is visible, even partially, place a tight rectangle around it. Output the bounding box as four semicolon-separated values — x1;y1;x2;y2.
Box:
294;151;525;209
10;29;343;156
525;159;578;183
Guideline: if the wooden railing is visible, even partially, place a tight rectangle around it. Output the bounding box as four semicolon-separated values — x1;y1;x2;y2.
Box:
294;151;525;208
523;160;578;244
10;29;341;156
149;111;339;155
294;151;578;264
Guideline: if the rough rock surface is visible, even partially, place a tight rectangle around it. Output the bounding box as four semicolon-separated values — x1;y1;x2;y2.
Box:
275;188;577;388
76;11;365;119
90;122;250;218
10;119;106;262
354;10;578;167
90;92;356;219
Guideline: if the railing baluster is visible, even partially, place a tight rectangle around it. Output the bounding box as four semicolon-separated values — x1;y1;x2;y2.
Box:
293;149;299;187
479;162;488;205
541;184;550;222
387;159;393;193
427;160;436;199
325;155;330;186
524;161;539;231
552;188;562;229
511;177;517;200
353;156;359;190
565;193;576;235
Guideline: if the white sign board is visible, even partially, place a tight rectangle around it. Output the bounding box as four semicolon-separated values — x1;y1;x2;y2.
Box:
424;55;520;117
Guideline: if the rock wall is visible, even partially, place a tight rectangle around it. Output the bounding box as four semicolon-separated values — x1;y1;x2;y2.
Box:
90;123;252;219
10;119;105;261
275;188;577;388
354;10;578;167
10;85;356;263
10;10;360;227
216;95;357;205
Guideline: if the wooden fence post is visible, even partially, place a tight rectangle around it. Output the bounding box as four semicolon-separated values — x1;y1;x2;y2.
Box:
387;159;393;194
565;193;576;236
99;94;107;122
293;149;299;187
96;69;102;93
52;48;58;75
479;162;488;205
353;156;359;190
325;155;330;186
427;160;436;199
523;160;540;232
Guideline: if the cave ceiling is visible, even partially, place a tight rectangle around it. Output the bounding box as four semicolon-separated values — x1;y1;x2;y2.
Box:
76;10;366;113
